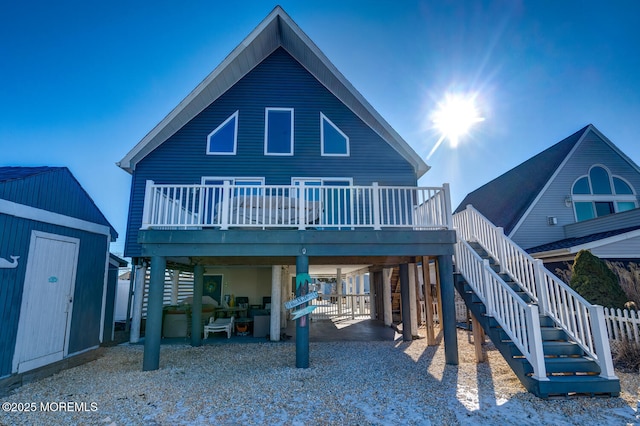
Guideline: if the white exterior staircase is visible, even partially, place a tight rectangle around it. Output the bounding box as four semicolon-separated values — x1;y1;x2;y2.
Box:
453;206;620;398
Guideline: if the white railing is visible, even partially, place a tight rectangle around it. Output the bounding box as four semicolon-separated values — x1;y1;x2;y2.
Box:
142;180;452;231
309;294;370;320
455;239;547;380
454;205;617;379
604;307;640;346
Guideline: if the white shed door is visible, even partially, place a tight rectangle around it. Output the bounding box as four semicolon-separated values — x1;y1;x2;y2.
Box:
13;231;79;374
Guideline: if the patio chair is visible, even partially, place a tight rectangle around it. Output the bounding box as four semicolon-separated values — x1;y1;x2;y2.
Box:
204;315;235;339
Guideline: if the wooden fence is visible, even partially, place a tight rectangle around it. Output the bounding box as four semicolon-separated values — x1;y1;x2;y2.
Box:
603;307;640;349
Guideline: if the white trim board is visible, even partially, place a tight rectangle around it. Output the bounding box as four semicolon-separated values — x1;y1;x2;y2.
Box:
0;198;111;236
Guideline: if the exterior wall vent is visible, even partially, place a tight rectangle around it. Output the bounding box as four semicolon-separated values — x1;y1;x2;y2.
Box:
547;216;558;226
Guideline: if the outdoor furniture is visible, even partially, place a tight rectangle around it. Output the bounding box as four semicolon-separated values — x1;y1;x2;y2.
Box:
235;317;253;336
204;316;235;339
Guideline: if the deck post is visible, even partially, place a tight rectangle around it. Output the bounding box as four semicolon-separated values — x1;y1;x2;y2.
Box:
130;263;147;343
372;182;381;230
143;256;166;371
471;312;486;363
437;255;459;365
336;268;343;315
141;180;154;230
399;263;412;341
382;268;392;326
270;265;282;341
170;270;179;305
296;253;310;368
191;264;204;347
408;263;419;337
422;257;436;345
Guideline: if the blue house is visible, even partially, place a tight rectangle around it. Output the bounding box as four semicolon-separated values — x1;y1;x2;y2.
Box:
118;6;458;371
0;167;117;382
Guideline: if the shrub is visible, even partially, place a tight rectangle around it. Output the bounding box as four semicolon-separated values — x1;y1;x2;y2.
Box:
606;261;640;307
570;250;628;309
612;339;640;373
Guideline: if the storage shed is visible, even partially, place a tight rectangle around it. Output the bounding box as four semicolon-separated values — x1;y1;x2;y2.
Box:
0;167;117;378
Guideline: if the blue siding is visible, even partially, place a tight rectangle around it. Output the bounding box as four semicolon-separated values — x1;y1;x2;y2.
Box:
0;168;117;240
125;48;416;257
0;213;108;377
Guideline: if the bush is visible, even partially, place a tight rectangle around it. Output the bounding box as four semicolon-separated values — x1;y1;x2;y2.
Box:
570;250;628;309
612;340;640;373
606;261;640;307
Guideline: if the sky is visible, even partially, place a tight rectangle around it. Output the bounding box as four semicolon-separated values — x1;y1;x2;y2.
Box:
2;1;639;257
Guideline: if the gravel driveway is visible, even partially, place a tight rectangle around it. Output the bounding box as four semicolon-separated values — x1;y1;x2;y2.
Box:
1;329;638;425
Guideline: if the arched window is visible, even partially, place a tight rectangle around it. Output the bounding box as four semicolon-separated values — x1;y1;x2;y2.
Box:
571;165;637;221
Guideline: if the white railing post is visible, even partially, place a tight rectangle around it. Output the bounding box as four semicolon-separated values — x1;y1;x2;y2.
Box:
372;182;381;230
588;305;618;379
467;204;476;241
442;183;453;229
220;181;231;230
298;186;306;230
482;259;494;315
533;259;549;315
142;180;155;230
526;304;548;381
496;227;507;274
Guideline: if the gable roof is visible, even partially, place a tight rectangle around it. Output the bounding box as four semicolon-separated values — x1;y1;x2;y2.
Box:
117;6;429;177
0;166;117;239
454;125;589;234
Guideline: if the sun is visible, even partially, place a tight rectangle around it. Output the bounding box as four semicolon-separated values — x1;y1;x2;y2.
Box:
431;93;484;148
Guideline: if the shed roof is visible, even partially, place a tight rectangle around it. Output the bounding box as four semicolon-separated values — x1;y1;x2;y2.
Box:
0;166;117;239
0;166;55;182
117;6;429;177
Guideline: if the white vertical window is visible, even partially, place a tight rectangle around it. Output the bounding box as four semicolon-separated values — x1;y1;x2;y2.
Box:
320;113;349;156
265;108;294;155
207;111;239;155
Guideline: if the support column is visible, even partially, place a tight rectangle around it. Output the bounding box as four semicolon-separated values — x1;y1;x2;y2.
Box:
336;268;343;315
422;257;436;345
383;268;392;326
399;263;412;341
409;263;418;337
437;255;458;365
170;270;179;305
296;254;309;368
280;266;288;329
130;264;147;343
191;265;204;347
369;273;376;320
271;265;282;341
143;256;166;371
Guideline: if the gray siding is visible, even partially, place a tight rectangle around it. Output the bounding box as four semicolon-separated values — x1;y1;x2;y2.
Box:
124;48;416;257
512;130;640;249
591;235;640;258
564;207;640;239
0;213;108;377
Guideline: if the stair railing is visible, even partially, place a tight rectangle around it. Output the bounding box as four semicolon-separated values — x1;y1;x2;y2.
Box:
455;239;548;380
453;205;617;379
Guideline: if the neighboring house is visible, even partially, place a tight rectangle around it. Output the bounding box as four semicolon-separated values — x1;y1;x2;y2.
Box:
118;6;458;371
452;124;627;396
0;167;118;380
455;124;640;267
